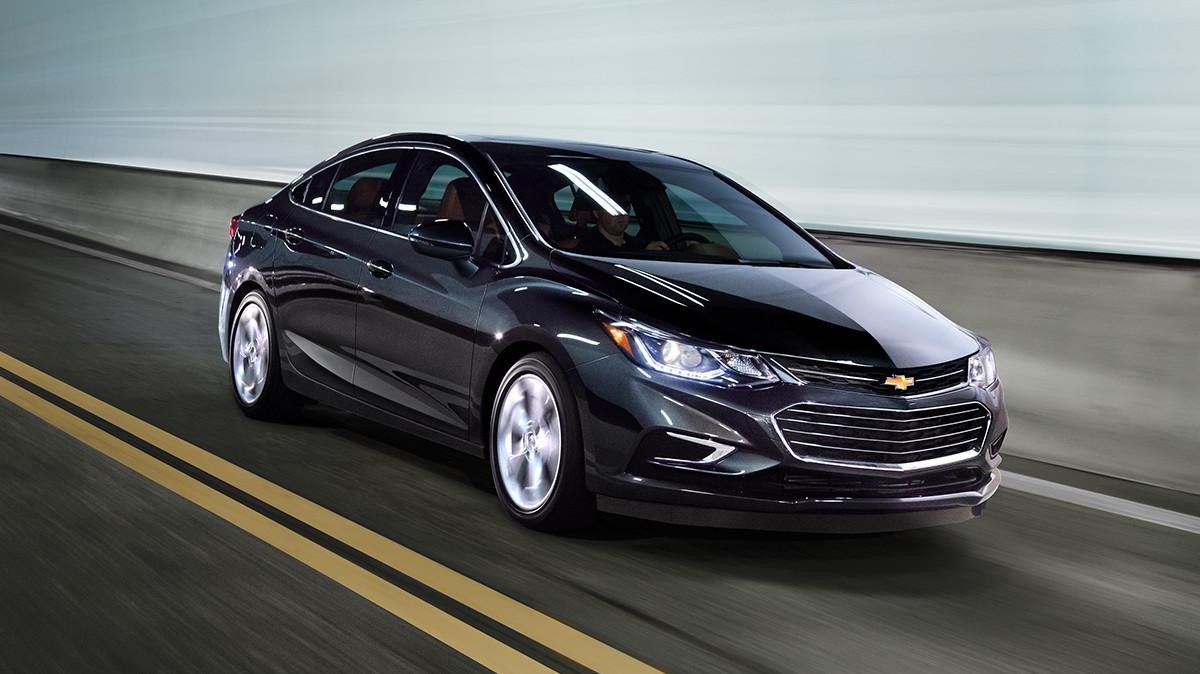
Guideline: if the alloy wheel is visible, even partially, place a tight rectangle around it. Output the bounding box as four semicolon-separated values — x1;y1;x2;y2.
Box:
495;373;563;513
232;301;270;405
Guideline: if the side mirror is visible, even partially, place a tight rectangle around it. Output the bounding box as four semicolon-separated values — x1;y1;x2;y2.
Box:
410;219;474;260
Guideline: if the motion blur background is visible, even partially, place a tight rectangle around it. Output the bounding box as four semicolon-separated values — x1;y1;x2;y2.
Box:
2;0;1198;493
2;2;1199;671
2;0;1199;257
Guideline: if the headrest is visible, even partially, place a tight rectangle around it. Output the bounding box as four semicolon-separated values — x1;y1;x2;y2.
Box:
438;177;486;223
347;177;386;212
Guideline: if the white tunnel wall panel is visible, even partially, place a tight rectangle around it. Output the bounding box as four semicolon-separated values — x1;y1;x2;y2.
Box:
1;0;1198;258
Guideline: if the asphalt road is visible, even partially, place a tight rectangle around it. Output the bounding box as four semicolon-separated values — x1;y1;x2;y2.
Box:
0;229;1197;673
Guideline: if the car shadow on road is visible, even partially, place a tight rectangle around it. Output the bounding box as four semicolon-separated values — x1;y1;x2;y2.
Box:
301;405;496;488
581;515;1009;597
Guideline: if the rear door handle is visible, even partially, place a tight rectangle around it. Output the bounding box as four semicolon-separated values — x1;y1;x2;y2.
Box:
367;259;394;279
283;226;304;248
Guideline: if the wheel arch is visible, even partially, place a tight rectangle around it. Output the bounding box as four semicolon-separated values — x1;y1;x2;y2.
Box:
227;280;268;341
480;341;550;446
476;336;599;473
221;268;272;364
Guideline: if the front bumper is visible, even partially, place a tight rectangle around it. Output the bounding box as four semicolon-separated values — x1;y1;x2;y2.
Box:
599;470;998;532
575;355;1007;532
218;280;233;363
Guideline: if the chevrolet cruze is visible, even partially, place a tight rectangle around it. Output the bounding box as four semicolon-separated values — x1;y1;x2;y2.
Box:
219;133;1007;532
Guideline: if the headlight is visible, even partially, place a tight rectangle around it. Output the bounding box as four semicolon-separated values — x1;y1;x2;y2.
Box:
968;344;998;388
602;320;779;386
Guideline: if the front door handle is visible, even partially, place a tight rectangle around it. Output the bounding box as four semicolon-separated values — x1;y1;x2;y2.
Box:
367;259;394;279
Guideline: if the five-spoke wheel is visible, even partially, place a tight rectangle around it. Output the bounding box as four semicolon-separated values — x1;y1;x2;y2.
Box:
229;291;301;420
490;353;593;530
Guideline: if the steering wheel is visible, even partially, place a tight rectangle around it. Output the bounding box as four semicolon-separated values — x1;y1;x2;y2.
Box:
662;232;711;251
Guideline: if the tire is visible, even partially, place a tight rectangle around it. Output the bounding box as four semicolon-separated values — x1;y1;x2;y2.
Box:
229;290;302;421
490;353;595;532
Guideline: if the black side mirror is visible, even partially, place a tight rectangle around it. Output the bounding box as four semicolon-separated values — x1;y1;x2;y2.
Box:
410;219;474;260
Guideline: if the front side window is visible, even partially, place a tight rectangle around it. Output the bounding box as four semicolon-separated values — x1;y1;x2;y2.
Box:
493;151;835;268
396;151;510;263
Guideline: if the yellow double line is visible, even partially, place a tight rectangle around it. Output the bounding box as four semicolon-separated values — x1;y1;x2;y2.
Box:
0;351;660;674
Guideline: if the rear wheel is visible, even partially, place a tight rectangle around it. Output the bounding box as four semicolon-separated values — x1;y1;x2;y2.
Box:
230;291;302;421
490;353;594;531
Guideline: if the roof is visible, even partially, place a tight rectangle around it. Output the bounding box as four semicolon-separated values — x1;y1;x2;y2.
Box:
360;132;706;170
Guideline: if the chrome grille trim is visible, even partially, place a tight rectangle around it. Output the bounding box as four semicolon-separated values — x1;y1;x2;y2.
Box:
776;408;984;423
783;437;978;455
775;416;989;433
772;401;992;472
773;355;970;397
780;425;985;444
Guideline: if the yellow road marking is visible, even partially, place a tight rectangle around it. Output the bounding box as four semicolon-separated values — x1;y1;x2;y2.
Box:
0;374;550;674
0;351;662;674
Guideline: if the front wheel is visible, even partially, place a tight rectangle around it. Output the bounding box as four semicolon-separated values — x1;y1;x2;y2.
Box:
490;353;594;531
229;290;302;421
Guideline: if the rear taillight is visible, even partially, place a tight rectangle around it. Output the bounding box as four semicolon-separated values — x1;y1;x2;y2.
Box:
229;215;240;238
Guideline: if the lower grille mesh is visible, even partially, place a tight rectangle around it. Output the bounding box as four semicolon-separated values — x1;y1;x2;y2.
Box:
774;401;990;464
782;466;985;497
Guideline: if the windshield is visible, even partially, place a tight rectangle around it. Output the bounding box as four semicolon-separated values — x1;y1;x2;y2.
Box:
492;151;836;267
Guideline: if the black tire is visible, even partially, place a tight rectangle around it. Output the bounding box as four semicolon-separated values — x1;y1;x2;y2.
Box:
490;353;595;532
229;291;303;421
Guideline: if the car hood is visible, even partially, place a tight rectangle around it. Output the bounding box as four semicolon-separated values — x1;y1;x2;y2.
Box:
551;254;979;368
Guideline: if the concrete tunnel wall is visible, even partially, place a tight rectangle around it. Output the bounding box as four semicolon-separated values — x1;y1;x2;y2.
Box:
1;0;1200;259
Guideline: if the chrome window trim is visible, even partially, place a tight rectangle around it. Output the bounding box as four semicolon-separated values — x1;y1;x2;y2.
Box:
770;400;993;473
284;143;526;268
483;151;543;252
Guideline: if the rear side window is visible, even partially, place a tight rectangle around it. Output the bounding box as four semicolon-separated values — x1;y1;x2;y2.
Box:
324;151;406;227
299;166;336;210
289;179;308;204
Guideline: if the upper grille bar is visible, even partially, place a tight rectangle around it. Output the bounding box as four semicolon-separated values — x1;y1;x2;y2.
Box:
776;408;984;423
774;355;970;397
775;416;989;434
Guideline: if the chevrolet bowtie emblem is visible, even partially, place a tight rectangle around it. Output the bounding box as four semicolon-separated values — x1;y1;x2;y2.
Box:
884;374;916;391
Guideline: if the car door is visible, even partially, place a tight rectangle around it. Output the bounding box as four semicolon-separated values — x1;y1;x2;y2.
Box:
273;149;411;398
353;149;510;437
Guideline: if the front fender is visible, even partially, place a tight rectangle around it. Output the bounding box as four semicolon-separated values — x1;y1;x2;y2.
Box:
469;270;623;455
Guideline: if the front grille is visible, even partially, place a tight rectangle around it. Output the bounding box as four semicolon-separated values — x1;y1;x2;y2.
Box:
773;356;968;396
774;401;990;465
